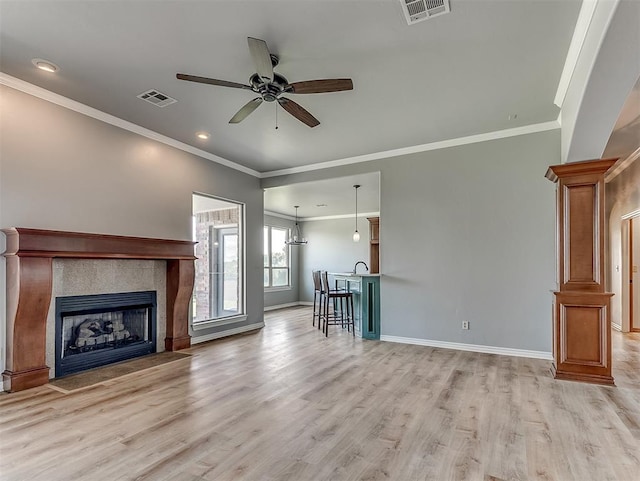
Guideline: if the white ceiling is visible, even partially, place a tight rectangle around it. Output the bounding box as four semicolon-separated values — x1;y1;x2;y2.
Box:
0;0;582;175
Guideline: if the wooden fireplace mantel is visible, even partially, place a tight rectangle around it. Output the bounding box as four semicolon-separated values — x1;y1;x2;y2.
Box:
2;227;196;392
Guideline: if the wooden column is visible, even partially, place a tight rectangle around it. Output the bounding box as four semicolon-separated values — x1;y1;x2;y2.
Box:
165;259;195;351
3;255;53;391
546;158;617;385
2;228;196;392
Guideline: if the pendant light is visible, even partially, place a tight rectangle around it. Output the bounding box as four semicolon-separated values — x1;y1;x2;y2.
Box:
353;185;361;242
285;205;307;245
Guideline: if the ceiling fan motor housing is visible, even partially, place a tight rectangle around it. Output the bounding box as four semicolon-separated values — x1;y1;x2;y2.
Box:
250;73;289;102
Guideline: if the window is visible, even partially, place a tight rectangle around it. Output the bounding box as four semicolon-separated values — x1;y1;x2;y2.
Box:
264;225;290;288
192;193;245;324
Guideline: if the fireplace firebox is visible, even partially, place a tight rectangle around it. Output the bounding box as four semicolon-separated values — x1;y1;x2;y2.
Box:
55;291;157;377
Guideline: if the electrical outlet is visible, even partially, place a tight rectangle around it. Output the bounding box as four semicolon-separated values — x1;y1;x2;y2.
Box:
462;321;469;330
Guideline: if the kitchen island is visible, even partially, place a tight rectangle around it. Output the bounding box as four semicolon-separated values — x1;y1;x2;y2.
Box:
330;273;380;340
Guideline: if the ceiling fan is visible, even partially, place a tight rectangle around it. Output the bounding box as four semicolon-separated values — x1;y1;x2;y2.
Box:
177;37;353;128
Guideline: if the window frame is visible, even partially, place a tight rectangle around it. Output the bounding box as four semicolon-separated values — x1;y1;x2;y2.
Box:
264;225;291;290
191;193;247;330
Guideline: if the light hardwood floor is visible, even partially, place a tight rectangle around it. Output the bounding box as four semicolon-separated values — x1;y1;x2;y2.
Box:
1;307;639;481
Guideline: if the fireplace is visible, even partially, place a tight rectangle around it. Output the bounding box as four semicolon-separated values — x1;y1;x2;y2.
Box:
2;227;196;392
55;291;157;377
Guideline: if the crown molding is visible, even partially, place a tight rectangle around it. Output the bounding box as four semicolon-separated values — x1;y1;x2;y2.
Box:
605;146;640;183
303;211;380;222
3;72;562;181
264;210;379;222
260;120;560;178
264;211;296;221
0;73;261;178
554;0;600;108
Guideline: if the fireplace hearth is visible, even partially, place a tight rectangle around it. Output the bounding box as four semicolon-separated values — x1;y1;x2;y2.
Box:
55;291;157;377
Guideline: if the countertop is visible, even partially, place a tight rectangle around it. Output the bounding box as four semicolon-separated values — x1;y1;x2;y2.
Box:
329;272;381;278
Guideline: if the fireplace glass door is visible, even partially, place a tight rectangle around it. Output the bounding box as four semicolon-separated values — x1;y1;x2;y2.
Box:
55;291;157;377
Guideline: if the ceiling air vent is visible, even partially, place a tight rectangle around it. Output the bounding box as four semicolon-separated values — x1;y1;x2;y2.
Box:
400;0;450;25
137;89;177;107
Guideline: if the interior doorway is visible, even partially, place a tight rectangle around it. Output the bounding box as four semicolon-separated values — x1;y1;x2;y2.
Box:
622;211;640;332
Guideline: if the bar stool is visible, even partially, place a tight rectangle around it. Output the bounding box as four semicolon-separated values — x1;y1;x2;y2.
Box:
312;270;323;328
320;271;355;337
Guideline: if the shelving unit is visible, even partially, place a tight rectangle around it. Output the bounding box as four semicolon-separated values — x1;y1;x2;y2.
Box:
367;217;379;274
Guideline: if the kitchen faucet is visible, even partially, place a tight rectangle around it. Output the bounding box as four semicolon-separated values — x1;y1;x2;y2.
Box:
353;261;369;274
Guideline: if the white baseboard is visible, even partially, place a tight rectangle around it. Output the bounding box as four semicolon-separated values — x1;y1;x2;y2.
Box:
191;322;265;344
264;301;312;311
380;335;553;360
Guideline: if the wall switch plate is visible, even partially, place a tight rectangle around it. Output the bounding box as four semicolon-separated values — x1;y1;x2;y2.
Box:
462;321;469;330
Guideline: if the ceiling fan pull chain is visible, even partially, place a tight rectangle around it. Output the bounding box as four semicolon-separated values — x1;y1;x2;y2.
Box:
275;103;279;130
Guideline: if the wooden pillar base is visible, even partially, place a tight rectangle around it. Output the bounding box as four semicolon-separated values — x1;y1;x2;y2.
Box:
165;336;192;351
551;364;614;385
2;367;50;392
552;290;614;385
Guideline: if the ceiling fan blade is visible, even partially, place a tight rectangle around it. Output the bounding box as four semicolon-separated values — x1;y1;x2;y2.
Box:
176;73;252;90
247;37;274;81
229;98;263;124
287;79;353;94
277;98;320;128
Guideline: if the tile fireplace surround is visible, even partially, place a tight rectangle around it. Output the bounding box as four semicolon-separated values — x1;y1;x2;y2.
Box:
2;227;196;392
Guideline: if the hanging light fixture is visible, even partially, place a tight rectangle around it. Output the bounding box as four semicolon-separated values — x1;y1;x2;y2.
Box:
285;205;308;245
353;184;361;242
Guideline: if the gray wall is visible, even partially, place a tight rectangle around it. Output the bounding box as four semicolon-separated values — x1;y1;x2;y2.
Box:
263;130;559;352
263;214;300;308
298;217;370;303
0;85;265;373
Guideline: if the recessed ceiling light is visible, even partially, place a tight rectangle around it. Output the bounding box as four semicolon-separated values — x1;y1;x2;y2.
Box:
316;204;328;207
31;58;59;73
508;114;518;121
196;132;210;140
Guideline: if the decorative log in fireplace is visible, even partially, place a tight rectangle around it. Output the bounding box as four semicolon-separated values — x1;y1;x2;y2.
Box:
2;228;196;392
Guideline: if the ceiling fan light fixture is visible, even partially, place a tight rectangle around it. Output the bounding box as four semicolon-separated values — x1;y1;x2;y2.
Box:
32;58;59;73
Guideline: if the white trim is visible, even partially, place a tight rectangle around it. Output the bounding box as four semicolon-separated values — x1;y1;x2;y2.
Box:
622;208;640;221
265;210;380;222
554;0;599;108
606;147;640;183
304;211;380;222
3;73;562;180
260;121;560;178
298;301;314;307
191;314;248;331
264;302;303;312
0;73;261;178
191;322;265;344
264;286;293;293
380;335;554;360
264;211;296;221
